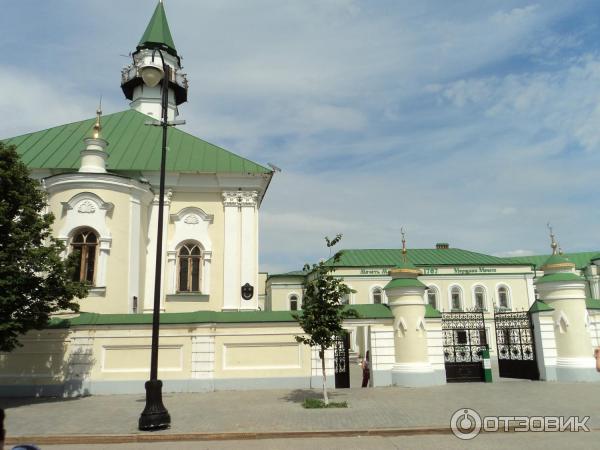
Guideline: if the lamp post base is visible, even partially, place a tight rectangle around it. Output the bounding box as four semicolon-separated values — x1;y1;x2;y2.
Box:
139;379;171;431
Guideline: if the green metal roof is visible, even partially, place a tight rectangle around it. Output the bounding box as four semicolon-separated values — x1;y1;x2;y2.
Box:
138;1;177;56
2;109;270;174
327;248;524;268
586;298;600;310
384;278;426;290
535;272;584;284
529;300;554;313
46;305;395;328
508;251;600;270
425;304;442;318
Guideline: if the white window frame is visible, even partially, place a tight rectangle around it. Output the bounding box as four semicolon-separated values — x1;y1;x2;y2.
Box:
288;292;301;311
371;285;385;304
425;285;440;310
496;284;511;310
472;284;487;311
449;285;463;311
341;284;353;305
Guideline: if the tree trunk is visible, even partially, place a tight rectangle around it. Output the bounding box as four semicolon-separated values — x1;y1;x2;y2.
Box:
320;347;329;405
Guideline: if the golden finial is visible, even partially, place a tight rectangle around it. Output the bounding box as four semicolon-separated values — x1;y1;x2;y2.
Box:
547;222;558;255
401;227;407;263
92;97;102;139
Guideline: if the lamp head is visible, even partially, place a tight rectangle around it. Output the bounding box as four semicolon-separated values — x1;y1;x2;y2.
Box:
140;61;164;87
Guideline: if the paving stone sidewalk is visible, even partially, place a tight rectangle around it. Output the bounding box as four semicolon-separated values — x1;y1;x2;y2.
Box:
2;381;599;438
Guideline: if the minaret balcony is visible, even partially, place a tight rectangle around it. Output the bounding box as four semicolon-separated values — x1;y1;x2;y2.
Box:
121;55;188;105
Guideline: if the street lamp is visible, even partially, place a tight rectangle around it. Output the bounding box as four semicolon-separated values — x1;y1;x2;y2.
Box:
138;48;177;431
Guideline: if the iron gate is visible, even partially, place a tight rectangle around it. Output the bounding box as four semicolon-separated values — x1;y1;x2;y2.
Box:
333;332;350;388
442;311;487;382
494;310;539;380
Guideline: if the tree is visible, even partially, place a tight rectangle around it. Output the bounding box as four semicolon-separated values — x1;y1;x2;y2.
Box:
0;142;87;352
294;234;358;405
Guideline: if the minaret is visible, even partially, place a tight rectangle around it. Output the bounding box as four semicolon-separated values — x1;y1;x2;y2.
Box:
535;225;596;381
79;103;109;173
120;1;188;121
383;229;444;386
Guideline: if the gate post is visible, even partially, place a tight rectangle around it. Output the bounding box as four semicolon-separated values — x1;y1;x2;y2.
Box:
529;303;557;381
535;240;596;381
383;240;444;387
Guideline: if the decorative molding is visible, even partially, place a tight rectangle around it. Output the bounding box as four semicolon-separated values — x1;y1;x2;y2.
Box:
184;214;200;224
556;311;570;334
170;206;214;224
222;190;259;207
61;192;114;217
77;200;96;214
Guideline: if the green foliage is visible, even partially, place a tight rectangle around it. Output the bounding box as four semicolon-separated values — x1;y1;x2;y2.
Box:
294;235;358;351
302;398;348;409
0;143;87;352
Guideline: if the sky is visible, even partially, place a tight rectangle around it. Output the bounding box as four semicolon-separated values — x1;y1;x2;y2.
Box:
2;0;600;274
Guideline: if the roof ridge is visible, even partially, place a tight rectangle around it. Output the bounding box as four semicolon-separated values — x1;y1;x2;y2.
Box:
1;111;123;142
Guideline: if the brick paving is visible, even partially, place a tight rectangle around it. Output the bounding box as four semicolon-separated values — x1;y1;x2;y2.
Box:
2;381;600;438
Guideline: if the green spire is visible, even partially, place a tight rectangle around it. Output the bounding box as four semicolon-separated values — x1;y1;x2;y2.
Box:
137;1;177;56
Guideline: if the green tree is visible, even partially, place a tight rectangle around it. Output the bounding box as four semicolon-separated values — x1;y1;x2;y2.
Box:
0;142;87;352
294;235;358;405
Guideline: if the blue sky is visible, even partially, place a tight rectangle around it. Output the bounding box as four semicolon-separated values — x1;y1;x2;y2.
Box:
2;1;600;273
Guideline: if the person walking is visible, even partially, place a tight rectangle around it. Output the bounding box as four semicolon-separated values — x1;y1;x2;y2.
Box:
361;350;371;387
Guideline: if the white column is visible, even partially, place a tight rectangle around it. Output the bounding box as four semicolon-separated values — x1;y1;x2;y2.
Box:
222;192;241;311
525;274;536;307
143;191;171;313
143;195;159;313
240;191;258;311
203;251;212;295
128;196;142;313
166;251;177;295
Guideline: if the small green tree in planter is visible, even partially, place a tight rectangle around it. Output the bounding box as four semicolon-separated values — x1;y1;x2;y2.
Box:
294;235;358;405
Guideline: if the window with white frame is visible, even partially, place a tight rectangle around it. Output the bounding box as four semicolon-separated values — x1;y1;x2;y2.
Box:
177;242;203;292
474;285;486;311
71;227;99;284
289;294;300;311
372;287;383;304
498;285;510;309
341;293;350;305
427;286;439;309
451;286;462;311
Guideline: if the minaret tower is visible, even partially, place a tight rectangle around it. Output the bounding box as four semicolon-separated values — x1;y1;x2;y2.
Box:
120;1;188;121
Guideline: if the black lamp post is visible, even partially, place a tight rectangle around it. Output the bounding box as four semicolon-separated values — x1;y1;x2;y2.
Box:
138;48;173;431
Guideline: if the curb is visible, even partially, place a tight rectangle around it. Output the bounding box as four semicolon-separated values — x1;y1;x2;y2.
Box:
5;427;454;445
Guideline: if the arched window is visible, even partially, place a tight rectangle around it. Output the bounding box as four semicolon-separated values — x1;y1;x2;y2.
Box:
474;285;486;311
498;286;510;309
71;228;98;284
372;287;383;304
427;286;438;309
290;294;299;311
178;242;203;292
450;286;462;311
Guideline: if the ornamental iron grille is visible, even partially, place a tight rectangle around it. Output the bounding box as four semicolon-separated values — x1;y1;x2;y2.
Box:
333;332;350;388
442;311;487;382
494;310;539;380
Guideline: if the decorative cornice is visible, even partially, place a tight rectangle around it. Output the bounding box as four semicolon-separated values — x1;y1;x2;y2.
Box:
61;192;114;216
222;191;258;207
170;206;214;224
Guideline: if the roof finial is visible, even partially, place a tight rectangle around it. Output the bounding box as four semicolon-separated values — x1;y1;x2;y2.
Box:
92;96;102;139
401;227;407;263
547;222;558;255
